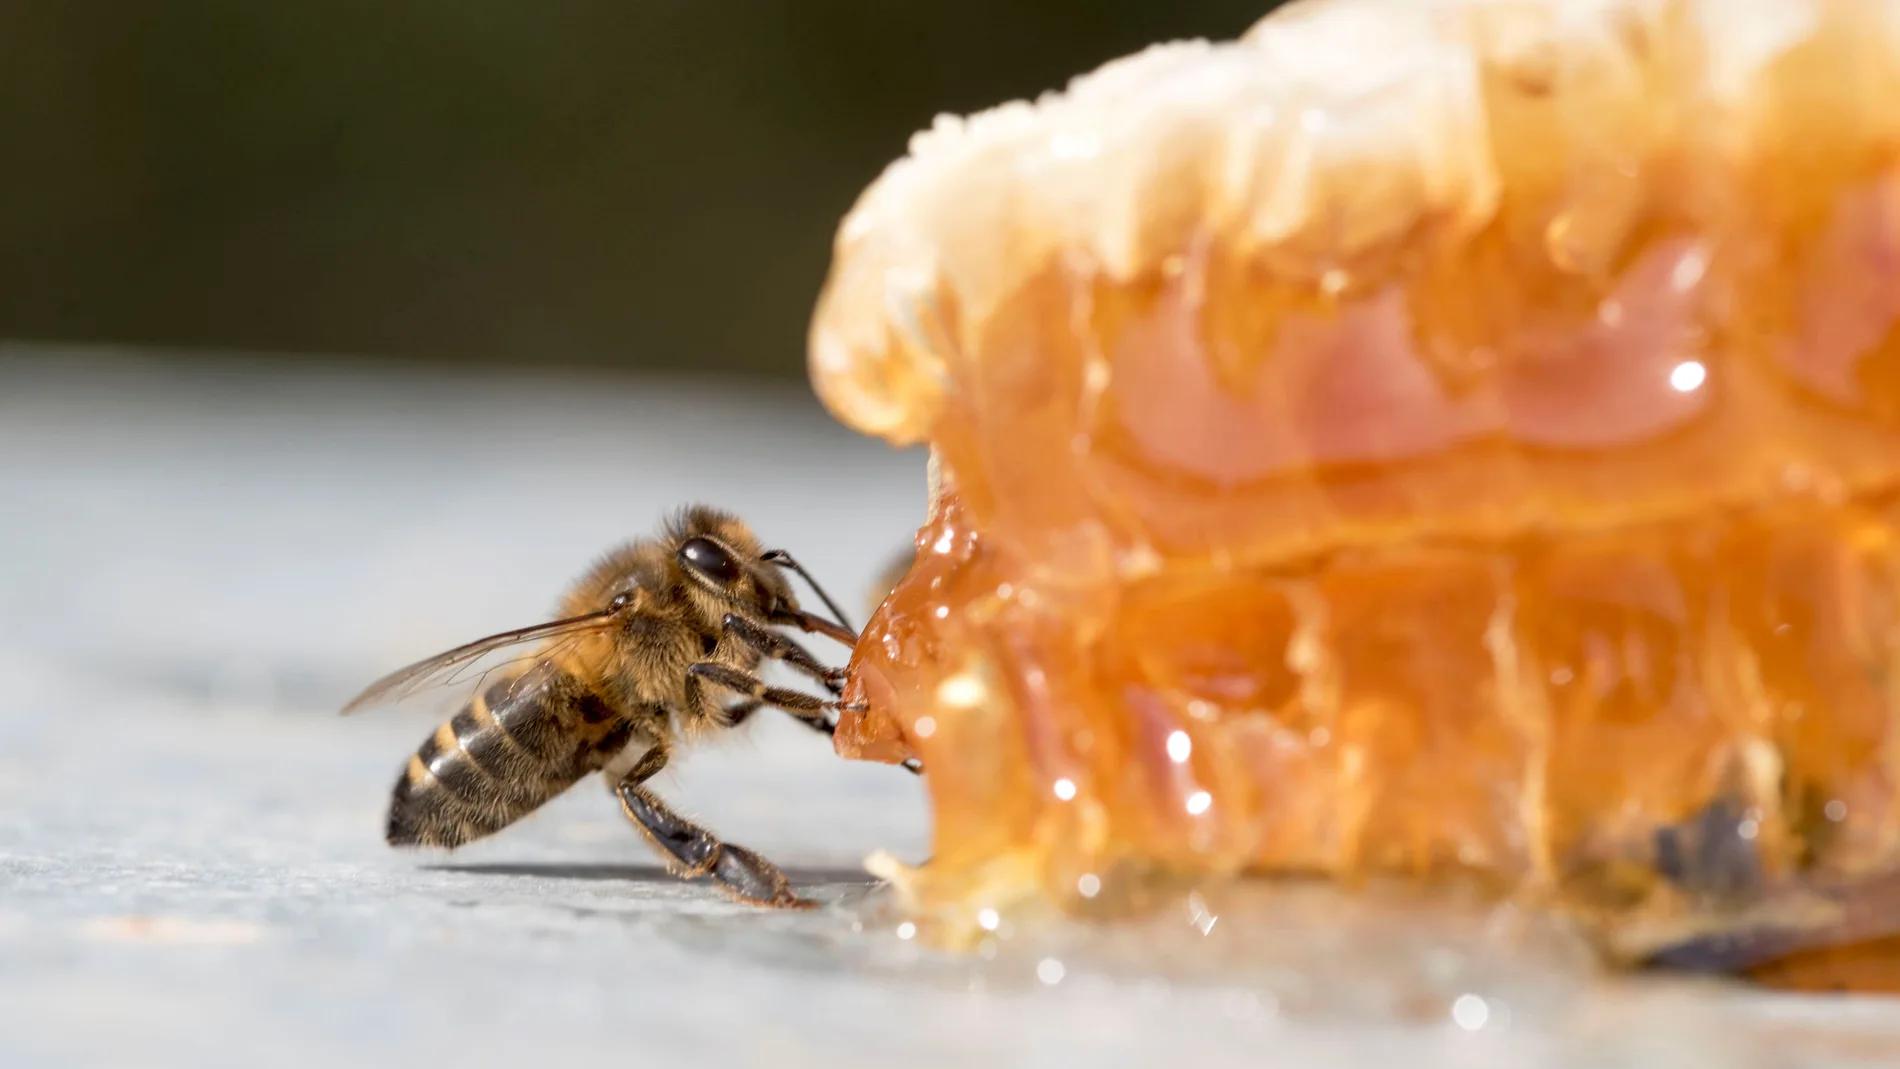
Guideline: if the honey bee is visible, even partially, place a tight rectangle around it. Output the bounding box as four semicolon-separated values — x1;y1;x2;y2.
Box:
341;505;914;908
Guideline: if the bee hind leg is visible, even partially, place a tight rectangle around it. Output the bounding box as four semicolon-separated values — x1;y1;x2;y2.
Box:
613;744;813;910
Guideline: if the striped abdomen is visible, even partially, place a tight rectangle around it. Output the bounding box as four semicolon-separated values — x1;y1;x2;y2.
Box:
386;667;640;849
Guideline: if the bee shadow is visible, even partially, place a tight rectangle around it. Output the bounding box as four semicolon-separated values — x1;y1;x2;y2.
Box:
426;861;878;885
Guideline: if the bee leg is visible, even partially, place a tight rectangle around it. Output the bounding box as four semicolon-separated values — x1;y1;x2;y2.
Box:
687;661;837;732
721;613;847;694
719;698;766;727
690;663;925;776
614;744;813;910
725;695;835;743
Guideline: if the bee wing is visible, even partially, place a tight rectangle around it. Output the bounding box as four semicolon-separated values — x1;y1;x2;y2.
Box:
339;609;619;716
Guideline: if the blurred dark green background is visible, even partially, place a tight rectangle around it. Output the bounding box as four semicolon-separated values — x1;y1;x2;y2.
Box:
0;1;1283;378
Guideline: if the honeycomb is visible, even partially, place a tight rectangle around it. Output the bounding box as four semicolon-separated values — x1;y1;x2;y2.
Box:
808;0;1900;988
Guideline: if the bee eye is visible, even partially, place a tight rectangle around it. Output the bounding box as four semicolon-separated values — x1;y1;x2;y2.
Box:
678;537;743;586
608;592;633;612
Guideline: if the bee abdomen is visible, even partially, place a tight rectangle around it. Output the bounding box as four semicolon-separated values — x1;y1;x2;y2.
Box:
386;673;638;849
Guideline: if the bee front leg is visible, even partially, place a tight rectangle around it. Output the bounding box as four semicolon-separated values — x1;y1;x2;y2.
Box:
722;695;833;745
687;662;924;776
613;744;812;910
721;613;847;694
718;698;766;727
687;661;837;731
707;614;844;741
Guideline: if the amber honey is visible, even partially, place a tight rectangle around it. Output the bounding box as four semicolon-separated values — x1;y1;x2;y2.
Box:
808;0;1900;988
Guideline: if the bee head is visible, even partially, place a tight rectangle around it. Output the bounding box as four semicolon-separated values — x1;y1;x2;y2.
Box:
667;505;797;616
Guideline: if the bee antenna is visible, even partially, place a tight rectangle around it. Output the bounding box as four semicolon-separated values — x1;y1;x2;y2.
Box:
761;549;855;635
